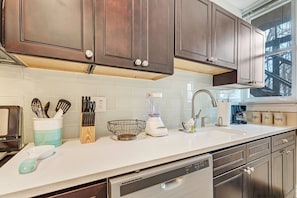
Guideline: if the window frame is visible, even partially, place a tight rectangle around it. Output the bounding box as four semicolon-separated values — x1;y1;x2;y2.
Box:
242;0;297;103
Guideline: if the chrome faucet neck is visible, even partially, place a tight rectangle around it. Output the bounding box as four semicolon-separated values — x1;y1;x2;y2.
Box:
191;89;217;119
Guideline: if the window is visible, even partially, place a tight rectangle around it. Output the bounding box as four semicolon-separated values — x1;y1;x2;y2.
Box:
245;2;294;98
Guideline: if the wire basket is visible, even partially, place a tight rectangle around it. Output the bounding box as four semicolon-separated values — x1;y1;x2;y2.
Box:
107;119;146;140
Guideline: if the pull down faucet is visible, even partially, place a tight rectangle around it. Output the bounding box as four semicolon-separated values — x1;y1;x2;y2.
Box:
192;89;217;128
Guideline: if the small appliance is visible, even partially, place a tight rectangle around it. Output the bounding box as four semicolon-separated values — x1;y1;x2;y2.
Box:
145;92;168;137
0;106;23;167
231;105;247;124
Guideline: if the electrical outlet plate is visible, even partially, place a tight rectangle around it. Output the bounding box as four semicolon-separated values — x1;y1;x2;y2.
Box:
91;96;106;112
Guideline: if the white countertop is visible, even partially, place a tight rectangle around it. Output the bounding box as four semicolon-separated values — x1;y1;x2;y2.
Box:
0;124;296;197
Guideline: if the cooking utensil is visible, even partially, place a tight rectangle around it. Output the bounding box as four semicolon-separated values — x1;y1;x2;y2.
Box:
18;145;55;174
44;102;50;118
53;109;63;119
55;99;71;114
81;96;96;126
107;119;146;141
31;98;45;118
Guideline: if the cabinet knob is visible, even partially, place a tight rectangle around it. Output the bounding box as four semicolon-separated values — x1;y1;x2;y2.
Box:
243;168;251;175
207;57;217;63
134;59;142;66
142;60;149;67
282;139;289;143
286;150;291;154
85;50;93;59
249;167;255;173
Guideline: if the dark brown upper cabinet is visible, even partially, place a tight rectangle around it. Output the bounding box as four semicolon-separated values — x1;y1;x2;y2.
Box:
252;27;265;87
175;0;237;70
237;19;253;85
95;0;174;74
175;0;211;64
237;19;264;87
4;0;94;63
4;0;174;76
211;3;237;69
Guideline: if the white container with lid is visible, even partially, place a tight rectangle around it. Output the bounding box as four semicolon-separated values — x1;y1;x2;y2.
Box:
274;112;287;126
262;111;273;125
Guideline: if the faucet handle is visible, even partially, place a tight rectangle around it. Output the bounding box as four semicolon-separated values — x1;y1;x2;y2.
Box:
217;116;223;126
195;109;202;119
201;116;208;128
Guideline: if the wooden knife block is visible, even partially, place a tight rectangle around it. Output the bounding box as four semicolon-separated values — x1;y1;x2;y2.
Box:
80;113;95;144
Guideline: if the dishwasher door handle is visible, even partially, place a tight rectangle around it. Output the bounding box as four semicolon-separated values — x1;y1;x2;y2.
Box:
160;177;184;190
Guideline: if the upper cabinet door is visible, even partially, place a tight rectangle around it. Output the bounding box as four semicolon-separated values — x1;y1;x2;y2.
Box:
95;0;174;74
238;19;253;84
95;0;140;69
4;0;94;63
175;0;211;62
212;4;237;69
140;0;174;74
253;28;265;87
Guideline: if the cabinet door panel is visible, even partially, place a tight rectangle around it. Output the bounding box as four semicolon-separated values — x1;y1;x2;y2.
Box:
95;0;140;68
271;150;284;197
213;144;246;177
5;0;93;62
247;155;271;198
212;4;237;69
175;0;211;62
37;181;107;198
238;19;253;84
142;0;174;74
253;28;265;86
284;144;295;198
214;166;247;198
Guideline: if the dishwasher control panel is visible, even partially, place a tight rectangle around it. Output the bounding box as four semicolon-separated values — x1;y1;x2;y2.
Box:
185;159;209;174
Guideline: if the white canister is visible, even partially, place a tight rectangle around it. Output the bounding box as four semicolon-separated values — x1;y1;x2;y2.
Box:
33;117;63;147
274;112;287;126
251;111;261;124
262;111;273;125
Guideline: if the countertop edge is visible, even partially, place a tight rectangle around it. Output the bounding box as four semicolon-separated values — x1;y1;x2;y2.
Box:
1;125;296;197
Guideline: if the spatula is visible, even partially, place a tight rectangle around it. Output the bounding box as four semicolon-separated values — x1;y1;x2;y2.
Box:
55;99;71;115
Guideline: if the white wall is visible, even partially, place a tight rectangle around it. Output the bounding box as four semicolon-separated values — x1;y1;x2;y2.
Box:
1;65;238;143
211;0;242;17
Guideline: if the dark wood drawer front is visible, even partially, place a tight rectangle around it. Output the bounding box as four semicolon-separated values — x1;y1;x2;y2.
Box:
247;137;271;162
213;144;246;177
272;131;296;152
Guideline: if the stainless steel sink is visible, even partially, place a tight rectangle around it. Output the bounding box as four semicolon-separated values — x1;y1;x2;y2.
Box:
194;127;247;138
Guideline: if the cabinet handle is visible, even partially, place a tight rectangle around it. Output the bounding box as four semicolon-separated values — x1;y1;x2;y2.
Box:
134;59;142;66
142;60;149;67
282;139;289;143
85;50;93;59
281;150;286;154
243;168;251;175
207;57;217;63
286;150;291;154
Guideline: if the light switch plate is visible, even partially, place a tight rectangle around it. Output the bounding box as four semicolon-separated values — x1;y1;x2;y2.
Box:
91;97;106;112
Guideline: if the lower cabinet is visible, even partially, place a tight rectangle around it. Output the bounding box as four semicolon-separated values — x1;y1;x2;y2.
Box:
213;164;246;198
245;155;271;198
272;136;296;198
213;131;296;198
213;155;271;198
34;180;107;198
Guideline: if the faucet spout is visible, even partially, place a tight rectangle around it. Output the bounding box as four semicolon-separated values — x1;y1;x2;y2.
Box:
191;89;217;121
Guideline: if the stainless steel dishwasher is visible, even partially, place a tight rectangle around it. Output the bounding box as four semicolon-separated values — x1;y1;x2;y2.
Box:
109;154;213;198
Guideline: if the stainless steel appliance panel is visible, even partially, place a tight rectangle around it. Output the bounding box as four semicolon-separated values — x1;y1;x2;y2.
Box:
109;154;213;198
